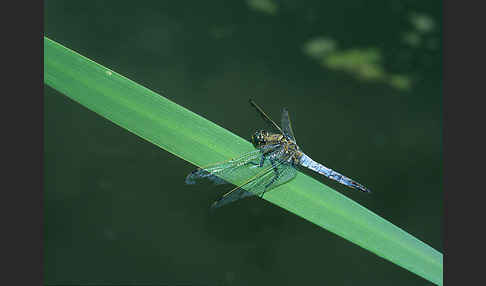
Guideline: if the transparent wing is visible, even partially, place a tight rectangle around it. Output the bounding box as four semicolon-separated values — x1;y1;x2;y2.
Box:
249;99;284;135
185;144;280;186
211;150;298;208
281;107;296;142
185;150;262;186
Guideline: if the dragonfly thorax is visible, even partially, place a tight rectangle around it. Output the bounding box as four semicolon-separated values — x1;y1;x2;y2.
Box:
251;130;302;163
251;130;289;148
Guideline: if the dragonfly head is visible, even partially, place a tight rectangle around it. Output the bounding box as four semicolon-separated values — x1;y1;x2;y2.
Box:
251;130;267;148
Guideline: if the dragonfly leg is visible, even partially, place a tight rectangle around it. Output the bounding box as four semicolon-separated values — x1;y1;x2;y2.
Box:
261;158;279;198
259;154;266;167
247;154;266;167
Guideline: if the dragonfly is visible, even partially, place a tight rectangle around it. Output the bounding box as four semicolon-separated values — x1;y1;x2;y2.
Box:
185;99;371;208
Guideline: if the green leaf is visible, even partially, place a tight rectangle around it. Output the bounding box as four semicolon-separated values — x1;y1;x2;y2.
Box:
44;36;443;285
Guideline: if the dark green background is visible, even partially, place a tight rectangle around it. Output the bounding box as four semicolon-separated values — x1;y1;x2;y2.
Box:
44;1;442;285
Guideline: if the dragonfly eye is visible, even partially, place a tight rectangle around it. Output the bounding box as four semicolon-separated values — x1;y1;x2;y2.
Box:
251;131;265;147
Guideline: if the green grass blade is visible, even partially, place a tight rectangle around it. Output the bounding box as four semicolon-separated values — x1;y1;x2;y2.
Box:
44;36;442;285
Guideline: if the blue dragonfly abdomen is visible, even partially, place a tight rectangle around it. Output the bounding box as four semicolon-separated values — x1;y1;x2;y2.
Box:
299;154;371;193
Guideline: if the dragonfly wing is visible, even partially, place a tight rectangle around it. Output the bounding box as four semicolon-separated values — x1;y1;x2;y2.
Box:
281;108;296;142
185;168;230;185
210;188;254;208
185;144;282;185
185;149;262;186
249;99;284;135
211;151;298;208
